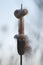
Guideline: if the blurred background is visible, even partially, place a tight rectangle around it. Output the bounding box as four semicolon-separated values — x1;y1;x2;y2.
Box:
0;0;43;65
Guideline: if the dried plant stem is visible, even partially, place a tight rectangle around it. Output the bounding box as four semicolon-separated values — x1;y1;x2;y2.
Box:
20;55;22;65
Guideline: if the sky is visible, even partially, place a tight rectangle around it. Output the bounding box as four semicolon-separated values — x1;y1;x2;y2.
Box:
0;0;43;65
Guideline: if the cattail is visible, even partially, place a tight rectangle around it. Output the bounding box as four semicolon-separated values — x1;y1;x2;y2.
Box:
14;4;32;55
14;9;28;19
14;5;32;65
14;34;32;55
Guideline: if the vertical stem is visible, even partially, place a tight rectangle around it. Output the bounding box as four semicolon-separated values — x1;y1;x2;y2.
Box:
20;55;22;65
21;4;22;11
18;18;24;34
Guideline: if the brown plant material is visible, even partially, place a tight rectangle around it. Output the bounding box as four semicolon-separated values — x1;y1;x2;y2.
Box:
14;9;28;19
14;34;32;55
14;5;32;55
